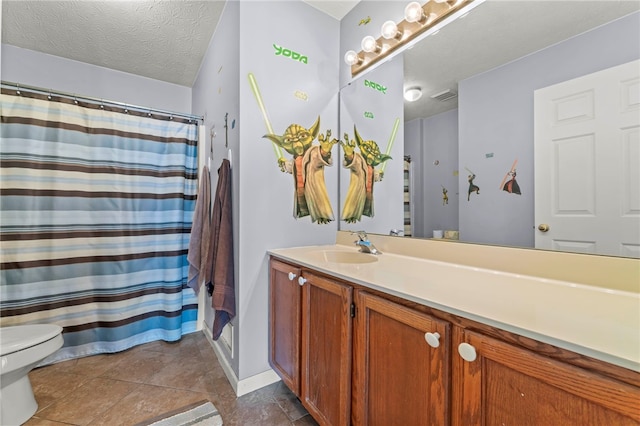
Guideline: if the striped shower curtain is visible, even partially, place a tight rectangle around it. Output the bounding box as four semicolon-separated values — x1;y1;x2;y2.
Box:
0;89;199;363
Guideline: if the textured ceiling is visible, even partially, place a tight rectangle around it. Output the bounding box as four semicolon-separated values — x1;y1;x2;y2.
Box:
2;1;225;87
0;1;358;87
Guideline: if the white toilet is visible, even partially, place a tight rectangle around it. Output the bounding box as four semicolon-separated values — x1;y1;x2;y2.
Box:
0;324;64;425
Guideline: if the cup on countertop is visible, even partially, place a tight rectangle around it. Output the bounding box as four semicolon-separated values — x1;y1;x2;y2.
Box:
433;230;444;239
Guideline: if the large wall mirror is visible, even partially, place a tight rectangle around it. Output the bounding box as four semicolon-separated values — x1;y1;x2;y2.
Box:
338;1;640;258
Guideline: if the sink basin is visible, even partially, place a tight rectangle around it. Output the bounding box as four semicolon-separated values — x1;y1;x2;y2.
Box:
317;250;379;264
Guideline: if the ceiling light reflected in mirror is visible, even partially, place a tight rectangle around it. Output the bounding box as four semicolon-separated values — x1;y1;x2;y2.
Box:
404;87;423;102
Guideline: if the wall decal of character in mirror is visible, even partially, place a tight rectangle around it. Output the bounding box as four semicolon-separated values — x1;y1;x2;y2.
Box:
466;167;480;201
442;186;449;205
263;116;338;224
340;125;393;223
500;159;521;195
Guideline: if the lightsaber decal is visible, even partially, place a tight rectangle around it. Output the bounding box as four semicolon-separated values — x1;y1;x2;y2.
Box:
380;117;400;174
247;73;284;161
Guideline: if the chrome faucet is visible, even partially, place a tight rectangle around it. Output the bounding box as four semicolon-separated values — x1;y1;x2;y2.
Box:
351;231;381;255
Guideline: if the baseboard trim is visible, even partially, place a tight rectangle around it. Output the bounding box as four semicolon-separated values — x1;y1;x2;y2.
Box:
202;327;280;397
236;368;281;397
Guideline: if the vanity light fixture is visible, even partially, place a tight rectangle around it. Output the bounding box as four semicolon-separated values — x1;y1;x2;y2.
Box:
361;35;382;53
344;50;362;66
404;87;423;102
405;1;427;24
381;20;403;40
345;0;483;76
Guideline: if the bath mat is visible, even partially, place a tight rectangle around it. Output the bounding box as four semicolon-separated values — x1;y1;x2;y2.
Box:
135;400;223;426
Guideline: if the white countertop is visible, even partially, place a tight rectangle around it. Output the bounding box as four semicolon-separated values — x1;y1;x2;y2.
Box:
269;243;640;373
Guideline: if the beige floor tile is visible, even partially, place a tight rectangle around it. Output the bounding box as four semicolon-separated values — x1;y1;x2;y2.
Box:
30;370;90;412
145;359;200;387
87;384;209;426
42;354;116;378
22;417;71;426
35;377;139;425
27;331;314;425
223;400;294;426
100;349;177;384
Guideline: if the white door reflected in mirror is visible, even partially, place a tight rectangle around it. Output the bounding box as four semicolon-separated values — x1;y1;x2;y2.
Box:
534;60;640;258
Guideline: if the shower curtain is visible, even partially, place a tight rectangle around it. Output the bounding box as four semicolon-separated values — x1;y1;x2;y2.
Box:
0;89;199;363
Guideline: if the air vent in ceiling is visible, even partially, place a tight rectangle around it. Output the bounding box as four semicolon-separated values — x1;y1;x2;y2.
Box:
430;89;458;102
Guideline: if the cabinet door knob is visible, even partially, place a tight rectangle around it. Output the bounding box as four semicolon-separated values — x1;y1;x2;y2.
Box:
298;277;307;286
424;332;440;348
458;342;477;362
288;272;297;281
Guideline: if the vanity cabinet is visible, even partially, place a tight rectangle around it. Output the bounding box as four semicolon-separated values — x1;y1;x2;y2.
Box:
269;257;640;426
269;258;302;394
269;258;353;426
352;291;451;425
452;328;640;426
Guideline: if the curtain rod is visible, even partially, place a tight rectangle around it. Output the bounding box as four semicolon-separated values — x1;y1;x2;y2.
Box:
1;80;204;123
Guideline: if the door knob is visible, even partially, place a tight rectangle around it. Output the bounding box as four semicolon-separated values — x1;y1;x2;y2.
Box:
424;332;440;348
538;224;550;232
298;277;307;286
288;272;297;281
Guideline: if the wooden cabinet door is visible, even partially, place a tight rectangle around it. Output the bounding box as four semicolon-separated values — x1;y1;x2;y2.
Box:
452;328;640;426
269;259;302;396
300;271;353;426
352;291;451;426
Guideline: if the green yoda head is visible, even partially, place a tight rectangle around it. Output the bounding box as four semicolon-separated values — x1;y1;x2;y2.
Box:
263;116;320;157
354;126;392;167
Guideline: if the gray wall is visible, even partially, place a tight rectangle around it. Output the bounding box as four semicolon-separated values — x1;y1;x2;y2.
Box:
425;110;459;237
458;12;640;247
191;0;240;377
408;109;459;239
193;0;341;383
1;44;191;112
404;119;424;237
237;1;340;380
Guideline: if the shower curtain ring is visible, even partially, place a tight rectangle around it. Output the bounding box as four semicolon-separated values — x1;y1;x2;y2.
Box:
47;91;52;100
16;83;21;96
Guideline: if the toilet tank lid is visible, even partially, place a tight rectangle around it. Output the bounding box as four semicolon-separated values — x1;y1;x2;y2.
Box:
0;324;63;355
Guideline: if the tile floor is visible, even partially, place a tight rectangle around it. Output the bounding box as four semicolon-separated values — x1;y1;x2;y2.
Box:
25;331;319;426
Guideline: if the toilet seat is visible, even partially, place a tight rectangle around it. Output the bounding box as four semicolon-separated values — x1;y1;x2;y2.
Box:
0;324;63;356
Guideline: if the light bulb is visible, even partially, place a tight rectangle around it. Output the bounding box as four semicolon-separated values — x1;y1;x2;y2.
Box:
404;87;422;102
381;20;401;40
404;1;426;23
344;50;361;66
361;35;380;53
